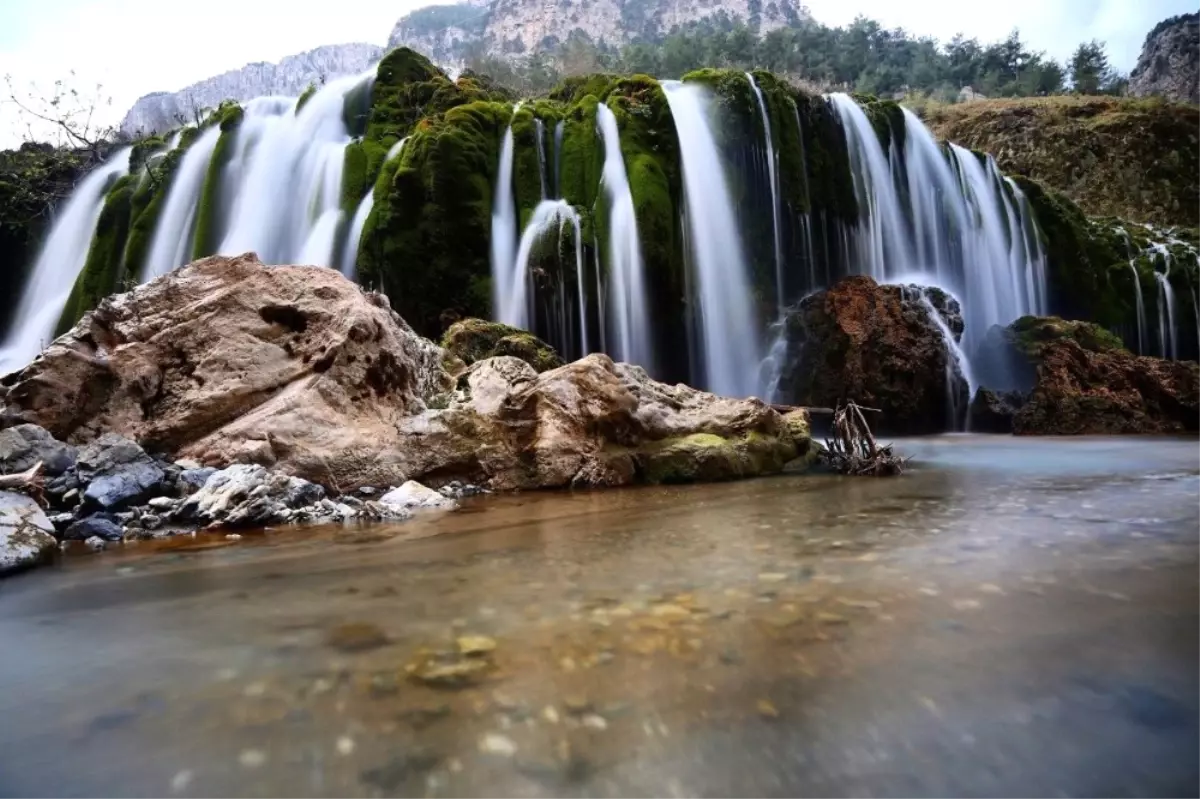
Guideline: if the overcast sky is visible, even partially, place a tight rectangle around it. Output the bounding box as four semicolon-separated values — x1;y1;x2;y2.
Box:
0;0;1193;149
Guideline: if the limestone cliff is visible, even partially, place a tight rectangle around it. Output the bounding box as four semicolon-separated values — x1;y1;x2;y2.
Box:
1129;13;1199;105
119;43;384;136
388;0;811;65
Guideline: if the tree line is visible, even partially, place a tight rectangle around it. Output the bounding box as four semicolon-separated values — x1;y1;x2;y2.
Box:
461;14;1127;101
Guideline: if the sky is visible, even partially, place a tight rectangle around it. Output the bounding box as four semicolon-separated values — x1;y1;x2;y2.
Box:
0;0;1194;149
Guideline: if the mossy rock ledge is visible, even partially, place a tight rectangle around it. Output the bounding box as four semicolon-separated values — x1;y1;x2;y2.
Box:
441;318;564;373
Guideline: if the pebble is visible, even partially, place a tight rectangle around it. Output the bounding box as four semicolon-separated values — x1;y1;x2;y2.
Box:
541;705;561;724
336;736;356;756
757;573;788;583
479;733;517;756
581;714;608;731
170;770;193;793
456;635;497;655
757;699;780;718
817;612;848;625
238;749;266;768
952;599;982;611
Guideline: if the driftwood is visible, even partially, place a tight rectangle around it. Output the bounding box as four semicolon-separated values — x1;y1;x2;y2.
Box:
770;403;881;416
0;460;46;505
820;403;907;476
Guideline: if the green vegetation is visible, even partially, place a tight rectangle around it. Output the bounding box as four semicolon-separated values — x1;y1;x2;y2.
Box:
441;317;564;372
55;173;137;333
192;103;244;260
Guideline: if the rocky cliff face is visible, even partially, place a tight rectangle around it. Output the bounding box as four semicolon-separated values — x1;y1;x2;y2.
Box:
1129;13;1199;105
388;0;811;65
119;43;385;136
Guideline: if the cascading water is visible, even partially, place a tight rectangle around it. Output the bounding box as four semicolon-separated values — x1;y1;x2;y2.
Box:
1154;259;1179;360
0;147;132;375
217;73;368;265
596;102;654;371
340;137;409;278
553;121;564;199
141;126;221;280
490;107;519;321
663;80;760;397
534;118;548;199
909;287;976;430
501;199;588;357
746;73;783;310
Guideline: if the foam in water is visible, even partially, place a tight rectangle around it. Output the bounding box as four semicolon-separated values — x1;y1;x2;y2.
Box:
490;107;519;320
746;73;784;310
596;102;653;371
663;81;760;397
216;73;367;264
0;147;132;375
141;127;221;280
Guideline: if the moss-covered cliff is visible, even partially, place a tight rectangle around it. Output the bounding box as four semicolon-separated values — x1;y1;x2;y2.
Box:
925;96;1199;228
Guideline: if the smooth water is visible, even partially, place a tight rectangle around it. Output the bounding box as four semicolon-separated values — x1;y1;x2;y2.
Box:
596;102;653;372
217;74;366;266
1156;268;1179;360
663;81;760;398
746;73;783;311
141;127;222;281
534;118;548;200
1;437;1196;796
490;112;519;322
0;147;132;375
501;199;587;356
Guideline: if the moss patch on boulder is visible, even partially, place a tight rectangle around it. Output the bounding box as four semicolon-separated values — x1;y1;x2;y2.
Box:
441;318;563;372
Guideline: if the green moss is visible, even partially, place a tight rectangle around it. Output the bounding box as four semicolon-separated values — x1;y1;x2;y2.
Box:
1009;314;1127;355
122;131;197;278
191;104;243;260
633;430;798;484
442;317;564;372
55;174;138;332
296;82;318;114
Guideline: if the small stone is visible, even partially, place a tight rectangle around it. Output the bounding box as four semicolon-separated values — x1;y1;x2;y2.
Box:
326;622;389;652
408;653;491;687
84;536;107;551
952;599;982;611
918;586;940;596
242;682;266;697
456;635;497;656
757;573;788;583
170;769;193;793
816;612;848;625
238;749;266;768
978;583;1004;595
541;705;560;724
336;736;355;756
479;733;517;756
756;699;780;718
563;695;592;714
581;714;608;731
650;603;691;621
149;496;176;510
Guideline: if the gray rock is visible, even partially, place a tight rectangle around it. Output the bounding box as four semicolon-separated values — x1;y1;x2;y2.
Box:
0;424;78;476
140;513;163;530
61;488;80;506
173;458;202;470
49;512;75;530
178;467;218;493
174;464;323;528
63;517;125;542
76;434;166;510
0;490;57;574
84;536;107;551
1129;13;1199;104
281;476;324;508
148;496;177;510
380;480;458;510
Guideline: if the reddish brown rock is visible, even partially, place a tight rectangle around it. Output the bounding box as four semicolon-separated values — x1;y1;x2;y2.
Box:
0;255;811;490
1005;316;1199;435
777;276;968;434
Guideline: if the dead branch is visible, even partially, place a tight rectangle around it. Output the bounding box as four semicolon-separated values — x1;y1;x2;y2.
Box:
819;402;906;477
0;460;46;505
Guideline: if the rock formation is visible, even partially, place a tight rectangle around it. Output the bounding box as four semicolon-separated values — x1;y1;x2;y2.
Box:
775;276;970;435
120;43;385;136
982;316;1200;435
0;255;811;492
441;318;564;373
388;0;811;68
1129;13;1200;105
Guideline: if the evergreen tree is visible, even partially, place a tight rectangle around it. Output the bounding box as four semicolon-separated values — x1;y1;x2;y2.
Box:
1070;40;1114;94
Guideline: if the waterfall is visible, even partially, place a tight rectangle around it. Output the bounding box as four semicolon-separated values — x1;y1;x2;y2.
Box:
501;199;587;357
340;137;408;278
534;118;548;199
1127;261;1147;355
1154;263;1179;360
490;109;519;321
553;120;564;199
0;147;132;375
663;80;759;397
746;73;783;310
911;287;976;429
216;73;367;265
141;126;221;280
596;102;653;370
759;315;790;403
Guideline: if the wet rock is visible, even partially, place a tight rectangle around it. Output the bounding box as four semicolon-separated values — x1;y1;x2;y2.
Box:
173;464;327;527
968;388;1027;434
456;634;496;655
0;424;77;475
76;434;166;511
407;649;493;688
776;276;970;434
478;732;518;756
0;490;57;575
177;467;217;494
83;536;107;551
381;480;458;510
438;480;487;499
140;513;162;530
63;516;124;542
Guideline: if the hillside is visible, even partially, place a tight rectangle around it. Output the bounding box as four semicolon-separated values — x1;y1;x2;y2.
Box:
925;96;1199;228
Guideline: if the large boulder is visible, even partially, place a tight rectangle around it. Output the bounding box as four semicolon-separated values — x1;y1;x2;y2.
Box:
0;255;811;491
0;424;78;475
0;490;57;574
995;316;1199;435
1129;13;1199;105
775;276;970;434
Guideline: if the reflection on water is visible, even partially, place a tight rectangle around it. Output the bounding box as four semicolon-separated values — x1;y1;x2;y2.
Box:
1;436;1197;797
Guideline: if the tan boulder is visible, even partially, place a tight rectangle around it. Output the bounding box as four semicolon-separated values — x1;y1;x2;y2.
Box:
1;255;810;490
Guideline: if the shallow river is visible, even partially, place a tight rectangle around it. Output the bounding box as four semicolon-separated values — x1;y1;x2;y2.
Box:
1;436;1197;797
